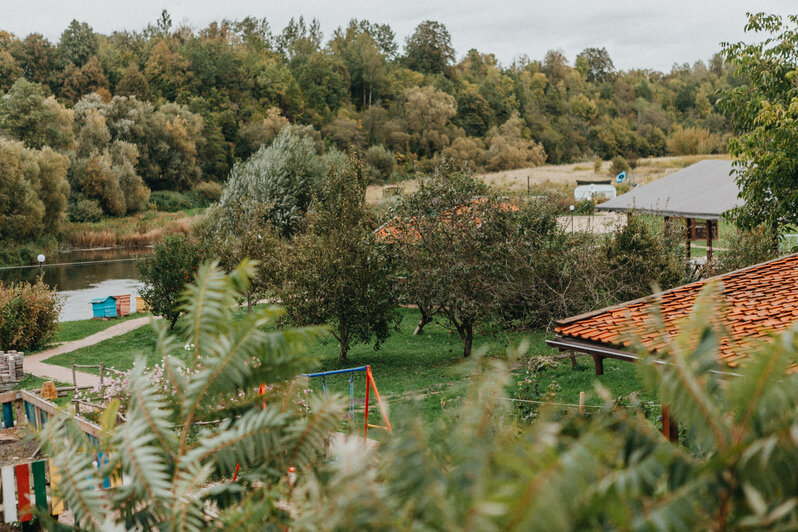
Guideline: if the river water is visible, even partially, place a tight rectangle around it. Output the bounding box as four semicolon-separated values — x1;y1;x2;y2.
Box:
0;248;150;322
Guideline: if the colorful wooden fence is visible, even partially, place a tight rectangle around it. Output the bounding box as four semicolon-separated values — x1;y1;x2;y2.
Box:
0;390;103;523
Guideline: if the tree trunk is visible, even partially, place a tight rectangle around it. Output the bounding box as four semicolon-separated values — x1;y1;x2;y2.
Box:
169;313;180;330
460;323;474;358
247;291;252;315
414;304;432;335
338;325;349;362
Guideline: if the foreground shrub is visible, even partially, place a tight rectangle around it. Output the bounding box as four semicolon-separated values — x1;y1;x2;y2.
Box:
38;261;339;529
0;281;61;351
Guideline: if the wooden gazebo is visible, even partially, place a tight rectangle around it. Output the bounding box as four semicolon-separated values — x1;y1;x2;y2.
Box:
598;160;743;261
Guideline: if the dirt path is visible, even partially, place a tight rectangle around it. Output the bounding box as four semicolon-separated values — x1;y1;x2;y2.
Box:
25;317;152;387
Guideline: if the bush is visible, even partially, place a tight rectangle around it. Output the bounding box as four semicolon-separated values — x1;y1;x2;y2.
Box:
604;216;686;300
715;226;780;274
192;181;223;203
609;155;629;177
364;145;396;182
0;281;62;351
666;127;726;155
149;190;197;212
68;197;104;222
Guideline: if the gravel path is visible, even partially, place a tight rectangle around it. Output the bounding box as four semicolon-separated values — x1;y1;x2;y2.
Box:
25;317;153;387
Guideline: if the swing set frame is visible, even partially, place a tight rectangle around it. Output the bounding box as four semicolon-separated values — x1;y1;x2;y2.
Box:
304;365;392;439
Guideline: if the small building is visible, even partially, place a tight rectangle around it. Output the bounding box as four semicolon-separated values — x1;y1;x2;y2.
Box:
91;296;118;319
597;160;743;261
574;180;616;202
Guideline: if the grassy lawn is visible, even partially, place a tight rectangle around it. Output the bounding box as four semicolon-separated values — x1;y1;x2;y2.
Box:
44;308;652;423
31;313;149;353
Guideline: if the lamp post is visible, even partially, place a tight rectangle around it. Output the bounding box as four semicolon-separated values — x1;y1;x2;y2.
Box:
569;204;575;233
37;254;45;281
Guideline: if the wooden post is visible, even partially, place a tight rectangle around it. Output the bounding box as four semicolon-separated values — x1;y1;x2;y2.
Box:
578;392;585;416
99;363;105;387
591;354;604;376
569;350;577;368
685;218;692;260
661;405;679;443
71;363;76;388
706;219;714;263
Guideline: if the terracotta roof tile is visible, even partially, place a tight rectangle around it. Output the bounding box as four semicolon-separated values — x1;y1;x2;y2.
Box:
555;253;798;362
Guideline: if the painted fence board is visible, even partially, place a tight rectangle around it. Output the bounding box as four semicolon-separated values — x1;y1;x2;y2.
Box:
2;403;12;428
31;461;46;512
14;463;31;522
49;461;64;515
1;466;16;523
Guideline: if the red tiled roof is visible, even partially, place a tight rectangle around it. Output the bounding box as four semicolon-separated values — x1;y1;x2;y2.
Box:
374;198;519;243
554;253;798;367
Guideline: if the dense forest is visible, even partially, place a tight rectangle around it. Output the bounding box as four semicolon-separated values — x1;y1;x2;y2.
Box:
0;12;733;247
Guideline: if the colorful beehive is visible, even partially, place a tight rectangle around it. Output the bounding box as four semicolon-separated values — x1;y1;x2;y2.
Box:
113;294;131;317
91;296;117;319
136;296;149;313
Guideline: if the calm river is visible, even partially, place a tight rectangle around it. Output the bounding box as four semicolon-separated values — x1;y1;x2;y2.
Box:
0;248;150;322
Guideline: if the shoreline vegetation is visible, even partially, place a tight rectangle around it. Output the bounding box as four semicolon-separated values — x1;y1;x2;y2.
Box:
1;209;200;267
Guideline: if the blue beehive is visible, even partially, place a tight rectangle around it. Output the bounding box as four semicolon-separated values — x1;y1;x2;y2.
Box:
91;296;118;319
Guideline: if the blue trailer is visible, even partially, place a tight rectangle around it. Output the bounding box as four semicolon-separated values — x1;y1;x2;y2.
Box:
91;296;118;319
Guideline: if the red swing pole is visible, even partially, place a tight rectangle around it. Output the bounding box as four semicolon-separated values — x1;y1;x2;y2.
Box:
234;382;267;481
363;370;371;440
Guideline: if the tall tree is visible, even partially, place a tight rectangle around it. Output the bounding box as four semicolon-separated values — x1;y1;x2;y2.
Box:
280;156;399;361
58;19;98;67
403;20;455;74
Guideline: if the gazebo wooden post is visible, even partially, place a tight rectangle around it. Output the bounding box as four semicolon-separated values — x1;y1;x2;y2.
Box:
706;219;714;263
685;218;692;260
590;354;604;376
661;405;679;443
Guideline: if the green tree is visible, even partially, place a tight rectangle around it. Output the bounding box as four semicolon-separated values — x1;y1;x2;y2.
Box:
137;234;207;328
388;169;518;356
0;139;70;242
604;215;686;301
58;19;98;67
719;13;798;230
403;20;455;74
115;62;151;100
38;261;340;529
0;78;74;150
402;85;457;156
280;156;399;361
575;47;615;82
10;33;59;88
211;127;334;237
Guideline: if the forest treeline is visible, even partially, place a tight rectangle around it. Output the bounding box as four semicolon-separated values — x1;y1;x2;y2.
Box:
0;12;732;245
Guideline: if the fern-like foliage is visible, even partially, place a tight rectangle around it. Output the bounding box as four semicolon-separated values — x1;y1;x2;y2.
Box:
36;261;341;530
293;285;798;531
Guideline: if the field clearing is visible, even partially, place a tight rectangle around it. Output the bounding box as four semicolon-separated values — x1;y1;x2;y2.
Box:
366;154;730;205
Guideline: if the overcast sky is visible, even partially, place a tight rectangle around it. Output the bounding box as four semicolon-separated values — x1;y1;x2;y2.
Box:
1;1;795;71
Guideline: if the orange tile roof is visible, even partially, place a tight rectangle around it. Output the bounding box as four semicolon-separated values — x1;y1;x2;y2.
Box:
374;198;519;243
554;253;798;367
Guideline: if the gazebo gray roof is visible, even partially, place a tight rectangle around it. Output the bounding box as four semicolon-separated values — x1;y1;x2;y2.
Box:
597;160;743;220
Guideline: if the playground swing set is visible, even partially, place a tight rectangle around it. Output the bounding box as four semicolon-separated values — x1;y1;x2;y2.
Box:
232;365;391;482
304;365;392;439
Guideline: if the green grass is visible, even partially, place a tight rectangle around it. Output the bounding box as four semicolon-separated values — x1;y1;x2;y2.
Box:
31;313;149;353
44;307;650;423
